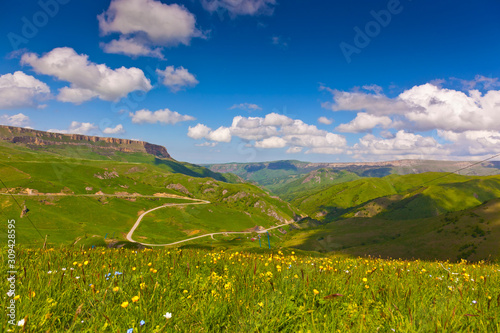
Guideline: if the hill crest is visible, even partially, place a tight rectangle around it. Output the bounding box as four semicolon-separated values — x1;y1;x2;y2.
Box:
0;125;171;159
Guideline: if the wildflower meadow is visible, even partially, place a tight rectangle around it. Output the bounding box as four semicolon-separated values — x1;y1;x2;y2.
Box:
3;246;499;332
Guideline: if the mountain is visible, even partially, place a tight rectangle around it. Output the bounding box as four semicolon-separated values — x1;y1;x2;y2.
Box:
272;168;361;201
284;197;500;262
206;159;500;195
0;125;171;158
0;125;238;182
0;126;299;247
292;173;500;221
282;173;500;261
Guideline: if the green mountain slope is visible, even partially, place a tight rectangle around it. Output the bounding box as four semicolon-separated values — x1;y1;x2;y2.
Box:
0;136;298;247
291;173;500;221
283;198;500;261
207;159;500;195
272;168;360;201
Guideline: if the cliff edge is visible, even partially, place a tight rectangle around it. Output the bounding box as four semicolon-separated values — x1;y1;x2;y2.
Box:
0;125;171;159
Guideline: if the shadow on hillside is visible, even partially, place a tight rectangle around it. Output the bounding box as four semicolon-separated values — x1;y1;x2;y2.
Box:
289;199;500;262
153;158;227;182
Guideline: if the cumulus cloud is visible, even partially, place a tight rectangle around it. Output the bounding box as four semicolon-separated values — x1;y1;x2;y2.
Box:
322;87;410;116
351;130;448;160
188;123;212;139
99;0;204;57
21;47;152;103
286;146;302;154
103;124;125;134
208;126;232;142
229;103;262;111
452;75;500;91
202;0;277;16
255;136;286;148
129;108;195;124
189;112;347;153
157;66;199;92
324;82;500;133
317;116;333;125
101;36;163;58
0;71;50;109
187;124;231;142
438;130;500;156
48;121;99;135
0;113;30;127
336;113;392;133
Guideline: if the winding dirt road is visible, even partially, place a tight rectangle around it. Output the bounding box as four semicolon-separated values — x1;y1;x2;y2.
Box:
126;199;292;247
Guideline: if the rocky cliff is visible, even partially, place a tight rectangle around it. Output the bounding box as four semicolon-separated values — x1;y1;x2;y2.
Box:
0;125;171;159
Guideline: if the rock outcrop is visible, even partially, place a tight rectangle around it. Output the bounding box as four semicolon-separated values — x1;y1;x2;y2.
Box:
0;125;171;159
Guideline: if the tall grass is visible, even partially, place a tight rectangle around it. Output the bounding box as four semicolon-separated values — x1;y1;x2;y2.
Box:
3;247;499;332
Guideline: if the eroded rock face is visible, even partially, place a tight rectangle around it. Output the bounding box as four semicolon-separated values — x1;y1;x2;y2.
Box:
166;183;192;195
0;125;171;159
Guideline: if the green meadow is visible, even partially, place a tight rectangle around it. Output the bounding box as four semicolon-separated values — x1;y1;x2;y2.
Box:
3;247;499;332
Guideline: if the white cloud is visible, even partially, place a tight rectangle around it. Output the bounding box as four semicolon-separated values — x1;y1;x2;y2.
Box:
48;121;99;135
0;113;30;127
438;130;500;156
255;136;286;148
21;47;152;103
336;113;392;133
98;0;204;57
324;82;500;133
189;112;347;153
188;123;212;139
0;71;50;109
187;123;231;142
157;66;199;92
129;108;195;124
351;130;447;160
101;36;163;58
103;124;125;134
229;103;262;111
322;88;410;116
207;126;231;142
361;84;383;94
317;116;333;125
202;0;276;16
452;75;500;90
286;146;302;154
262;113;294;127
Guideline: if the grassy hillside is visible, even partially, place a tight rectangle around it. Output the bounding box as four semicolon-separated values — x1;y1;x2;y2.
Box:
0;142;299;247
0;140;233;183
292;177;399;219
272;169;360;201
292;173;500;221
207;159;500;195
284;198;500;262
7;247;499;332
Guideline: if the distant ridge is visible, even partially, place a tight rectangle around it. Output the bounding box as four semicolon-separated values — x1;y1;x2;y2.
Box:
0;125;171;159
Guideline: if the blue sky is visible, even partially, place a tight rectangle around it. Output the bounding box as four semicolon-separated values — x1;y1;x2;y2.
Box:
1;0;500;164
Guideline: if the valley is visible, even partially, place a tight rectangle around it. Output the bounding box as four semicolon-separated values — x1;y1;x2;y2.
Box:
1;125;499;262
